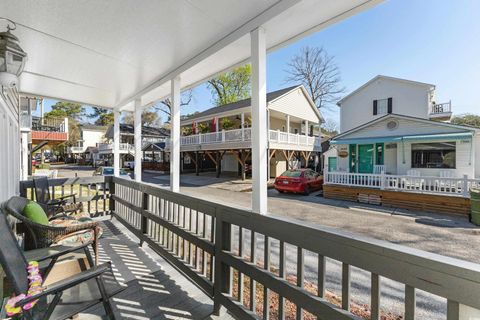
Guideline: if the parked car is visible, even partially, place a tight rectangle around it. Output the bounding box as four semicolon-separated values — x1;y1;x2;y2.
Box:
31;158;37;167
124;161;135;170
273;169;323;195
93;166;131;190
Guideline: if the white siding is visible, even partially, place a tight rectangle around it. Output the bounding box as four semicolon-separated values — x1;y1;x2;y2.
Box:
476;133;480;179
345;117;469;139
269;88;320;124
82;129;106;151
339;78;431;132
0;94;20;202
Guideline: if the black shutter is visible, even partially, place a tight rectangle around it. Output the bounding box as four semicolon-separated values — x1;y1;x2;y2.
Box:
387;97;393;113
373;100;378;115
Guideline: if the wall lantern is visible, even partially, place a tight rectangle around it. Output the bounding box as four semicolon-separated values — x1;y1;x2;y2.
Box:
0;21;27;88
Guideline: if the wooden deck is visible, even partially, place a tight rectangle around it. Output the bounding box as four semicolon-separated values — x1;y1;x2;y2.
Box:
80;218;222;320
324;184;471;216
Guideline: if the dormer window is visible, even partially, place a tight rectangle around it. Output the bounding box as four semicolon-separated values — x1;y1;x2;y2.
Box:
373;97;393;115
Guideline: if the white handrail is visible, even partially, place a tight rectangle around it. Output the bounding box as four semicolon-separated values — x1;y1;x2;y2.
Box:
324;170;480;198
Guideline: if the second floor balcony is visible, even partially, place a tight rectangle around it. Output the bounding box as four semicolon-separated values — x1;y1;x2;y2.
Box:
165;128;322;152
429;101;452;121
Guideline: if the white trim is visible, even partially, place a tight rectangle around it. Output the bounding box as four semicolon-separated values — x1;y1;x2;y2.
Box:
334;113;477;140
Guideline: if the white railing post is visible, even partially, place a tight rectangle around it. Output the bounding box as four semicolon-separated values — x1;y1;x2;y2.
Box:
324;168;329;184
462;174;469;198
276;129;280;143
222;129;225;142
199;133;203;144
380;171;386;190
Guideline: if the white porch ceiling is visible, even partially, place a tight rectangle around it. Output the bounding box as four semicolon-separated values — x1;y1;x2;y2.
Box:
1;0;382;110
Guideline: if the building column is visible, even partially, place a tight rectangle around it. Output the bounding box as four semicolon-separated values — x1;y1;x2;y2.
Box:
305;120;309;135
241;112;245;140
134;99;142;182
113;108;120;176
286;115;290;133
170;76;181;192
21;132;29;180
251;26;267;215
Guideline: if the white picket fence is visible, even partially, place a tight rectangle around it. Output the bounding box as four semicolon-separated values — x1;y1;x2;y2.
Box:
324;169;480;198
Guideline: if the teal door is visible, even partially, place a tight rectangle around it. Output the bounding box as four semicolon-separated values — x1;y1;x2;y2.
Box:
358;144;374;173
328;157;337;171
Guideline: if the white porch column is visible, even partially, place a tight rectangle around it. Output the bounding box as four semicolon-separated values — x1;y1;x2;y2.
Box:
305;120;309;136
241;112;245;140
21;132;28;180
113;109;120;176
134;98;142;182
286;115;290;133
170;76;181;192
251;26;267;215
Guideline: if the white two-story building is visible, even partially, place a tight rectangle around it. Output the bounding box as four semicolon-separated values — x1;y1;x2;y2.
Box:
326;75;480;178
323;76;480;215
165;85;324;178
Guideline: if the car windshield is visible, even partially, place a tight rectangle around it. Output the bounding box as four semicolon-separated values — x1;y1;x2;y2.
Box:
280;170;302;177
103;168;114;175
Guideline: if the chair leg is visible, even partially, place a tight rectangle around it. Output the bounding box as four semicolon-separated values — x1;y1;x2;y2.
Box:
95;276;115;320
94;226;100;266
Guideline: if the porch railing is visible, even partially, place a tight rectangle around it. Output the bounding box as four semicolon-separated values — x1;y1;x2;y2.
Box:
106;176;480;319
324;170;480;198
168;128;321;149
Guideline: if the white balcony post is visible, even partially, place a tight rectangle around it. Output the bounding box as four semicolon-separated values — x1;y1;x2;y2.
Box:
222;129;225;142
241;112;245;141
251;26;267;215
277;129;280;143
134;98;142;182
305;120;309;137
462;174;469;198
170;76;181;192
380;170;386;190
113;108;120;176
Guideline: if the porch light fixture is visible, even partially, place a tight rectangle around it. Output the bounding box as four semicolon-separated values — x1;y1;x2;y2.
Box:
0;20;27;88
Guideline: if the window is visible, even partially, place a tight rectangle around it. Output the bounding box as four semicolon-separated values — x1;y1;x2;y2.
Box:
377;99;388;115
411;142;456;168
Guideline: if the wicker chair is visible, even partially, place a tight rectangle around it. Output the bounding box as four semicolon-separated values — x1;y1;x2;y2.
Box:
5;196;100;263
33;177;83;218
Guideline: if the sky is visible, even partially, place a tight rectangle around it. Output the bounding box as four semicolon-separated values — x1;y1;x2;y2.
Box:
39;0;480;126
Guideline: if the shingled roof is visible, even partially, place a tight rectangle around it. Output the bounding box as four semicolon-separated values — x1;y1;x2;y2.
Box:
182;85;301;122
105;124;170;139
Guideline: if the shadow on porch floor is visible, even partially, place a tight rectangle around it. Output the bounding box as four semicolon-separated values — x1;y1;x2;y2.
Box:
79;219;222;320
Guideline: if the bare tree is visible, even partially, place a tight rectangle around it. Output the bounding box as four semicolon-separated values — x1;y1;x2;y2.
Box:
321;118;339;136
285;46;345;109
153;89;194;121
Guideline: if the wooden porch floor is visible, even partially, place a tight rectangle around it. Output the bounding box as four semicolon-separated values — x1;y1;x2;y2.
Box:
80;218;222;320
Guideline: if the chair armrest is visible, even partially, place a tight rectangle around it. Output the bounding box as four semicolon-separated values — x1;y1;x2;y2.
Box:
16;262;111;307
36;241;94;262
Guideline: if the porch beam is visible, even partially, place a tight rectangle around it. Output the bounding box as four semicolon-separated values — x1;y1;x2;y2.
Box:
170;76;181;192
251;26;268;215
134;98;142;182
113;108;121;176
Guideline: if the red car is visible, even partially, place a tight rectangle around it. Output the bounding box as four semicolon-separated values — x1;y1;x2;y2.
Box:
274;169;323;195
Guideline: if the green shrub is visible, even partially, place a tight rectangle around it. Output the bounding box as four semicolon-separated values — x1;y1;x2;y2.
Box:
37;163;51;170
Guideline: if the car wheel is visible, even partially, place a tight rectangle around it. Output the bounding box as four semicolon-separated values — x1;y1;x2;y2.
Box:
277;189;284;193
303;185;310;196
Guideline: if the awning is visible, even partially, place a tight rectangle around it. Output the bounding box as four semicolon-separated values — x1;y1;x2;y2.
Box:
330;132;473;145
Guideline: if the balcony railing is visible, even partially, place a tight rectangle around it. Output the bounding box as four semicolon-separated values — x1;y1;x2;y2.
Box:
430;101;452;115
32;117;67;132
68;146;85;153
166;128;320;149
324;170;480;198
98;142;134;152
16;176;480;319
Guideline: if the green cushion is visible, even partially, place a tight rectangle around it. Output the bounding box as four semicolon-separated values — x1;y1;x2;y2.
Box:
23;201;49;225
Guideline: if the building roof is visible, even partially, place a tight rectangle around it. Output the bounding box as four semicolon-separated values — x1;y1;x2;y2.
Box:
80;124;108;131
332;113;478;141
105;124;170;139
182;85;300;122
337;75;436;106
